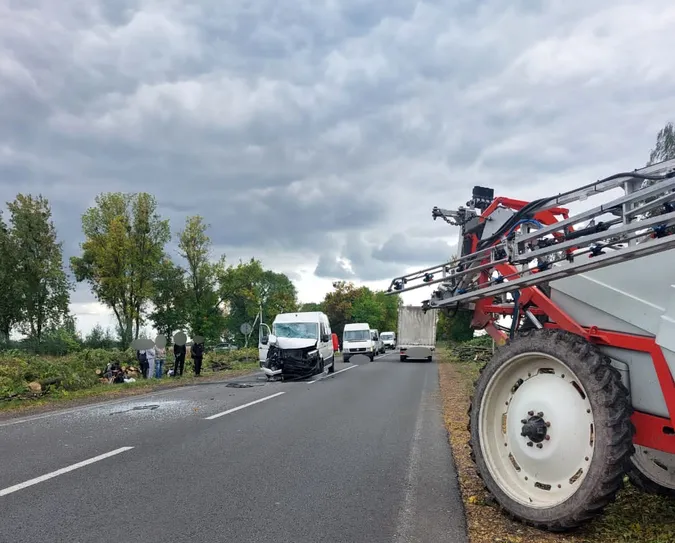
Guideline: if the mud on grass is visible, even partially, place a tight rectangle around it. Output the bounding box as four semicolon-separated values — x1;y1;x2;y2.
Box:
437;349;675;543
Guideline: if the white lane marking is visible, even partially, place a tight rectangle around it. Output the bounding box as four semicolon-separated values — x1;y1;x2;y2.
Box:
333;365;358;376
0;446;134;498
310;364;358;384
204;392;286;420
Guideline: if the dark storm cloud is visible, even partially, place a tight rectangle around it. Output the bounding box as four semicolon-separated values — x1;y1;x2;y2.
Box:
1;0;675;329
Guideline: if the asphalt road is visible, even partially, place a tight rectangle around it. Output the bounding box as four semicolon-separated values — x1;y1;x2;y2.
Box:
0;351;467;543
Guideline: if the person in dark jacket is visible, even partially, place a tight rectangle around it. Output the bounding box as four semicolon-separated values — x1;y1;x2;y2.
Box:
137;349;149;379
173;342;186;377
191;340;204;376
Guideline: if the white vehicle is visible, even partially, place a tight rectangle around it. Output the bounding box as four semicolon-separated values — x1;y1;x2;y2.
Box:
370;329;385;354
342;322;376;363
380;331;396;349
258;311;335;379
397;305;438;362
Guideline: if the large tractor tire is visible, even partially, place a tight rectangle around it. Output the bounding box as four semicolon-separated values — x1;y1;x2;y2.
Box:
468;329;634;531
627;446;675;497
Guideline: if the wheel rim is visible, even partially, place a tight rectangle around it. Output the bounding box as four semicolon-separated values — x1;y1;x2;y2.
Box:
479;352;595;508
632;445;675;490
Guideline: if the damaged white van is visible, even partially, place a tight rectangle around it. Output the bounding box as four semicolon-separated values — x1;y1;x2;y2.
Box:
259;311;335;380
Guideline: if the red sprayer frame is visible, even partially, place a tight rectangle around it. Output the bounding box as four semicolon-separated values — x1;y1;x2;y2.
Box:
470;197;675;455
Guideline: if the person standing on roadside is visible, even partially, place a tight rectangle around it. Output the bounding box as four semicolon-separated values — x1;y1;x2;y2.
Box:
146;345;156;379
155;344;166;378
191;338;205;377
137;349;149;379
173;341;186;377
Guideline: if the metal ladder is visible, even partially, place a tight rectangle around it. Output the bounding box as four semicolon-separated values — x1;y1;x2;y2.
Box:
386;158;675;309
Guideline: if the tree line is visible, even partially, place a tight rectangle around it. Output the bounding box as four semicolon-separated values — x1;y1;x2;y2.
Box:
0;192;408;354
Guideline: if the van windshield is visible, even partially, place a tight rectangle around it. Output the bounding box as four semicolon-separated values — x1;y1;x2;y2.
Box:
381;333;394;340
273;322;318;339
344;330;370;341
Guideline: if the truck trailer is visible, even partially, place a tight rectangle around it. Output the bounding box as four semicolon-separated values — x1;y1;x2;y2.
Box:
397;305;438;362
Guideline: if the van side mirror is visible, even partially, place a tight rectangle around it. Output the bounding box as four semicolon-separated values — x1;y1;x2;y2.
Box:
321;334;330;343
261;335;268;345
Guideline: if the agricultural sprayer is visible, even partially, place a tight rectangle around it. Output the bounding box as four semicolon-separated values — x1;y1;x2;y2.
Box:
387;158;675;531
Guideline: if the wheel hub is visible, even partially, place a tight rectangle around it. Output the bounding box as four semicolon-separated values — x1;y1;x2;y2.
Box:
520;413;548;444
479;353;595;508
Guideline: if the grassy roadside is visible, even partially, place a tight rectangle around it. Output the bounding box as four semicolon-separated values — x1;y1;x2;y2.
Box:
0;355;260;419
437;347;675;543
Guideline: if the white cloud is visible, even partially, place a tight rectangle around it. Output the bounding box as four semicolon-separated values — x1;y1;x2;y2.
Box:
1;0;674;335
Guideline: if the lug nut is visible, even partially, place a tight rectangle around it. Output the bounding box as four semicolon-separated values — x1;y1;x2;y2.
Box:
528;410;534;416
536;443;543;449
545;421;551;427
527;442;533;447
545;435;550;441
537;411;544;417
521;419;527;424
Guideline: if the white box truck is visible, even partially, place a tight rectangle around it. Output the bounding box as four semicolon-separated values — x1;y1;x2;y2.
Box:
397;305;438;362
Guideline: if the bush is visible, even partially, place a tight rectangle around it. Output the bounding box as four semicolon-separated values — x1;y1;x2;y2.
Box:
0;346;261;400
0;348;137;400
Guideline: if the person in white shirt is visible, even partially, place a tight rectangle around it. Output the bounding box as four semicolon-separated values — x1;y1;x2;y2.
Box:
146;347;156;379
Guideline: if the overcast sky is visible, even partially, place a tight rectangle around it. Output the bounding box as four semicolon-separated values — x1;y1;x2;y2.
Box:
1;0;674;336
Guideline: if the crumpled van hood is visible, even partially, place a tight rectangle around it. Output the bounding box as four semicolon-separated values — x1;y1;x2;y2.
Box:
274;337;317;350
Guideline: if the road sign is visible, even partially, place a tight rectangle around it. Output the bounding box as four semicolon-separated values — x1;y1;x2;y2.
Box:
240;323;253;335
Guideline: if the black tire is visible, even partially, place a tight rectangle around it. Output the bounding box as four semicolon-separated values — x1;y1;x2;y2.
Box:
328;355;335;374
343;355;350;363
369;353;375;361
427;355;432;362
400;355;407;362
468;328;634;532
627;449;675;497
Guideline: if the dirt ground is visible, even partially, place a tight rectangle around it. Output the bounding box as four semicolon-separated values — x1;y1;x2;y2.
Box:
438;353;675;543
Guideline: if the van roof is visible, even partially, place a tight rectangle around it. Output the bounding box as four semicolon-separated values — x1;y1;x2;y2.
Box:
274;311;325;323
344;322;370;330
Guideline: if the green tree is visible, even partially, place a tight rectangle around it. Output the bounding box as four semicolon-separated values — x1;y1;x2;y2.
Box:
8;194;71;343
299;302;323;312
350;288;383;328
148;257;188;339
375;290;400;332
219;258;298;343
71;192;170;347
0;212;20;343
437;308;474;342
84;323;118;349
321;281;362;337
177;216;226;342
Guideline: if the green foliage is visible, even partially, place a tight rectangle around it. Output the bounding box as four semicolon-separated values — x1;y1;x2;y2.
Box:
437;308;475;342
317;281;401;336
148;257;188;339
84;324;119;350
0;348;136;400
7;194;71;342
219;258;298;344
71;192;170;347
0;212;21;342
177;215;226;342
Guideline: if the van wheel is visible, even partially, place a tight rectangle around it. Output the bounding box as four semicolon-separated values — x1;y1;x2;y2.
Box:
369;354;375;361
328;355;335;373
343;355;350;363
400;355;407;362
